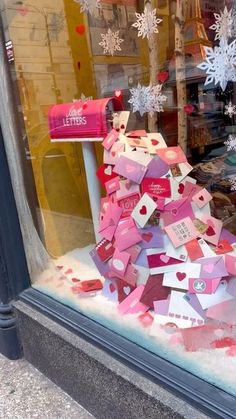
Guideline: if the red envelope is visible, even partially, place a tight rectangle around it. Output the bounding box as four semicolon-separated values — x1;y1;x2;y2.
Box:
96;164;117;186
185;239;204;261
140;274;170;309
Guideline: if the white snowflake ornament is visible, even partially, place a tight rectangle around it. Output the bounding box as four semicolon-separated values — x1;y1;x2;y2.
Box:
128;83;167;116
225;101;236;118
210;7;233;40
224;135;236;151
99;29;124;56
128;84;151;116
197;38;236;91
148;84;167;115
74;0;101;14
132;8;162;39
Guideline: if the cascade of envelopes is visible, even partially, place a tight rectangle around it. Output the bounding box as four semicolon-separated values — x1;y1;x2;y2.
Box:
89;124;236;352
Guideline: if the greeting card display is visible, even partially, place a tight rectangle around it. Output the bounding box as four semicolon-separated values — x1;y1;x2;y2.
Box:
86;114;236;354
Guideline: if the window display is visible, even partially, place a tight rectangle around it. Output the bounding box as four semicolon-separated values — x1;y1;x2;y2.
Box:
1;0;236;399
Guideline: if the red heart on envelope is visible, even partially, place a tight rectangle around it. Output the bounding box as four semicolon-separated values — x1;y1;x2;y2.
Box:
151;139;159;146
176;272;186;281
76;25;85;35
178;183;184;194
140;205;147;215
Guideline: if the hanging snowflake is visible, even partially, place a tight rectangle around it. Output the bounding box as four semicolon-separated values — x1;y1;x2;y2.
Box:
99;29;124;56
225;101;236;118
132;8;162;39
210;7;233;40
74;0;101;14
128;83;167;116
197;38;236;91
224;135;236;151
128;84;151;116
148;84;167;115
230;177;236;191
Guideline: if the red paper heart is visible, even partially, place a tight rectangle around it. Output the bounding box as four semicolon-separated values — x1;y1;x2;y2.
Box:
157;71;169;83
178;183;184;194
140;205;147;215
172;209;178;215
184;104;195;115
75;25;85;35
109;283;116;293
176;272;186;281
206;226;215;236
151;139;159;146
142;232;153;242
120;124;125;129
199;195;204;201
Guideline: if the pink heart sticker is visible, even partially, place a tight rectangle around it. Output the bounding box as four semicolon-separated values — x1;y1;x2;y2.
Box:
160;254;170;264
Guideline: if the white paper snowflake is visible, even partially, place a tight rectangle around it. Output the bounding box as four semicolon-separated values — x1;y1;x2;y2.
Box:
225;101;236;118
128;84;151;116
132;8;162;39
224;135;236;151
99;29;124;56
230;178;236;191
128;83;167;116
197;38;236;91
148;84;167;115
74;0;101;14
210;7;233;40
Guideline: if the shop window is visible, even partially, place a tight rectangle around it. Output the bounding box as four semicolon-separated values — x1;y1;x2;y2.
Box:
1;0;236;398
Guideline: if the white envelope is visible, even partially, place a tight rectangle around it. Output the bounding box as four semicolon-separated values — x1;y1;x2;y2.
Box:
165;240;188;262
163;262;201;290
120;150;152;166
170;175;196;200
197;279;234;309
168;290;205;326
197;239;216;257
144;133;167;154
191;202;211;219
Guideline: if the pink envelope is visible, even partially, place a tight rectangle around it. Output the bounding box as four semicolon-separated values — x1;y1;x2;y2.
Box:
207;298;236;325
99;202;123;241
192;188;212;208
156;146;187;165
115;218;142;251
225;254;236;275
161;197;194;226
164;217;198;248
196;256;228;279
102;128;119;150
103;141;124;165
189;277;222;294
182;181;202;200
110;248;130;276
109;263;139;287
114;155;147;184
118;285;149;315
105;176;120;195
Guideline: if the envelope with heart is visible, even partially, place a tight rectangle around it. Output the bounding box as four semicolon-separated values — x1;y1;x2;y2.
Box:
114;155;147;184
138;226;164;249
197;279;233;309
118;285;149;315
192;188;212;208
146;249;184;274
198;214;223;245
182;181;202;200
115;218;142;251
108;263;139;287
99;202;123;241
156;146;187;165
170;175;196;200
163;262;201;290
131;193;157;228
196;256;228;279
104;141;124;165
189;277;221;294
139;274;170;309
144;133;167;154
161;197;195;226
96;164;117;186
225;254;236;275
102;278;135;303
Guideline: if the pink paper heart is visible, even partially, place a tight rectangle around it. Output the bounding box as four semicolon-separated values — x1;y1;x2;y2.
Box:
124;286;130;295
203;264;214;273
160;254;170;264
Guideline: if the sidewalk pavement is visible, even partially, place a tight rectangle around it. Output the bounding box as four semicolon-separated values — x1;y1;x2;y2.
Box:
0;353;94;419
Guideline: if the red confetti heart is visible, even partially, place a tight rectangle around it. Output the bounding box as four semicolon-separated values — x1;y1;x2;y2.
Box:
142;232;153;242
199;195;204;201
176;272;186;281
140;205;147;215
184;104;195;115
157;71;169;83
178;183;184;194
75;25;85;35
